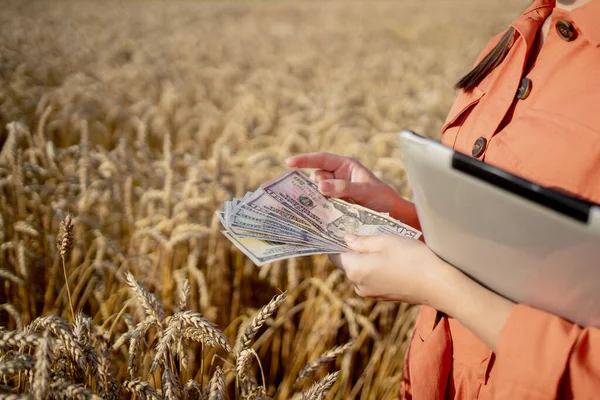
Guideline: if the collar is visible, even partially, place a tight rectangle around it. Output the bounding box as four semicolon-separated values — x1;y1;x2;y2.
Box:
511;0;600;48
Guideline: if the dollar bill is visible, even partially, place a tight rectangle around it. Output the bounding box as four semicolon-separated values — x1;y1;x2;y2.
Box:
221;231;340;266
261;171;421;243
217;170;422;266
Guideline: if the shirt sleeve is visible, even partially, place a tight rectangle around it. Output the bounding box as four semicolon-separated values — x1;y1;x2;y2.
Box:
493;304;600;399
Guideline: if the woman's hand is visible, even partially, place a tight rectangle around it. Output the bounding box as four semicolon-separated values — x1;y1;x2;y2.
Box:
332;233;516;351
286;152;420;229
330;234;452;305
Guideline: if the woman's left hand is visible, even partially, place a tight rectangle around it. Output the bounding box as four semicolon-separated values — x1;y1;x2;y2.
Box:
331;234;453;307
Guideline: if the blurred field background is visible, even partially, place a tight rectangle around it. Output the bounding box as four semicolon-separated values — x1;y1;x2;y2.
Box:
1;0;525;399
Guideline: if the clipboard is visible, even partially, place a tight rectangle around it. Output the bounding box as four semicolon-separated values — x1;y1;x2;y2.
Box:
397;129;600;327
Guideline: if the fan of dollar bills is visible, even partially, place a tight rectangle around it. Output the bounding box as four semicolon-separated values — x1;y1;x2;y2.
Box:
216;170;422;266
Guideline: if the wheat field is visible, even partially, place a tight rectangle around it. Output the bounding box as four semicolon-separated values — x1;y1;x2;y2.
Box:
0;1;524;399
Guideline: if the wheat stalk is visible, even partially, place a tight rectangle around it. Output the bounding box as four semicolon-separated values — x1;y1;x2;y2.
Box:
57;213;75;320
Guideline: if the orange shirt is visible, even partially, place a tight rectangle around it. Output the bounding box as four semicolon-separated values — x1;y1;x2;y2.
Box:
400;1;600;399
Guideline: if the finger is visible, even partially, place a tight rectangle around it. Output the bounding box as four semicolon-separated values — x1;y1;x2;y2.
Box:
328;253;344;271
318;179;367;199
285;152;346;172
344;234;389;253
338;251;369;275
310;170;335;183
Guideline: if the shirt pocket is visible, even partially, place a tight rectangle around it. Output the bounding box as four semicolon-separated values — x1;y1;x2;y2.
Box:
488;108;600;202
441;86;486;135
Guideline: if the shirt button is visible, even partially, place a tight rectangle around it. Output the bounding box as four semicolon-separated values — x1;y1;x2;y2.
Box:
516;77;532;100
556;19;577;41
472;137;487;158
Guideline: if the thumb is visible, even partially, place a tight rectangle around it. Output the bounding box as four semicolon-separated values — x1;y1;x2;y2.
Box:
318;179;370;200
344;234;385;253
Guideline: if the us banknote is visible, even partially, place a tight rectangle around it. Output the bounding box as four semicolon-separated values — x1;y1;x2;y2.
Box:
218;170;421;266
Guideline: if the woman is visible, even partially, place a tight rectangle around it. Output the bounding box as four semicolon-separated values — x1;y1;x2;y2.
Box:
286;0;600;398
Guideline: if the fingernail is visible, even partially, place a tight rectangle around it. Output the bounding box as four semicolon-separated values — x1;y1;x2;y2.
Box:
319;181;331;193
345;234;358;243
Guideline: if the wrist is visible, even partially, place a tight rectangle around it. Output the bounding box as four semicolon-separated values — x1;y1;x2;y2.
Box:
418;260;460;311
389;193;420;231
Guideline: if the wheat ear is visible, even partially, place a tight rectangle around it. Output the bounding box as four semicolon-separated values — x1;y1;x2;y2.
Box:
124;272;165;323
239;293;285;349
57;213;75;320
295;342;354;385
0;331;39;348
123;379;162;400
300;371;340;400
49;379;102;400
27;315;86;371
161;364;181;400
32;331;52;400
208;366;226;400
183;379;201;400
0;358;34;375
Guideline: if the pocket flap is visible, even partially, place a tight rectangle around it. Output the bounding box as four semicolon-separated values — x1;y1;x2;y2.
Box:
441;86;485;133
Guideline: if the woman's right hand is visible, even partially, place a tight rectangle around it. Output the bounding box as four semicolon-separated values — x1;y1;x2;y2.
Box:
285;152;420;230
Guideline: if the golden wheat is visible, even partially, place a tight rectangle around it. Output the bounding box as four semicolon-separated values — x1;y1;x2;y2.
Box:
0;0;524;398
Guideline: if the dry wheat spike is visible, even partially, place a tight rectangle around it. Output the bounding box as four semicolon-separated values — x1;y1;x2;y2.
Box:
238;293;286;349
49;379;102;400
0;358;34;375
161;364;181;400
152;311;232;372
177;279;191;312
125;272;166;324
127;320;159;377
123;379;162;400
32;331;52;400
295;342;354;385
183;379;201;400
26;315;86;370
0;331;39;348
208;367;226;400
300;371;341;400
57;213;75;320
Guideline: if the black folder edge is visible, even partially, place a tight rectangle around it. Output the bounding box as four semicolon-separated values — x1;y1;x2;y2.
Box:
400;129;596;224
450;151;594;223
